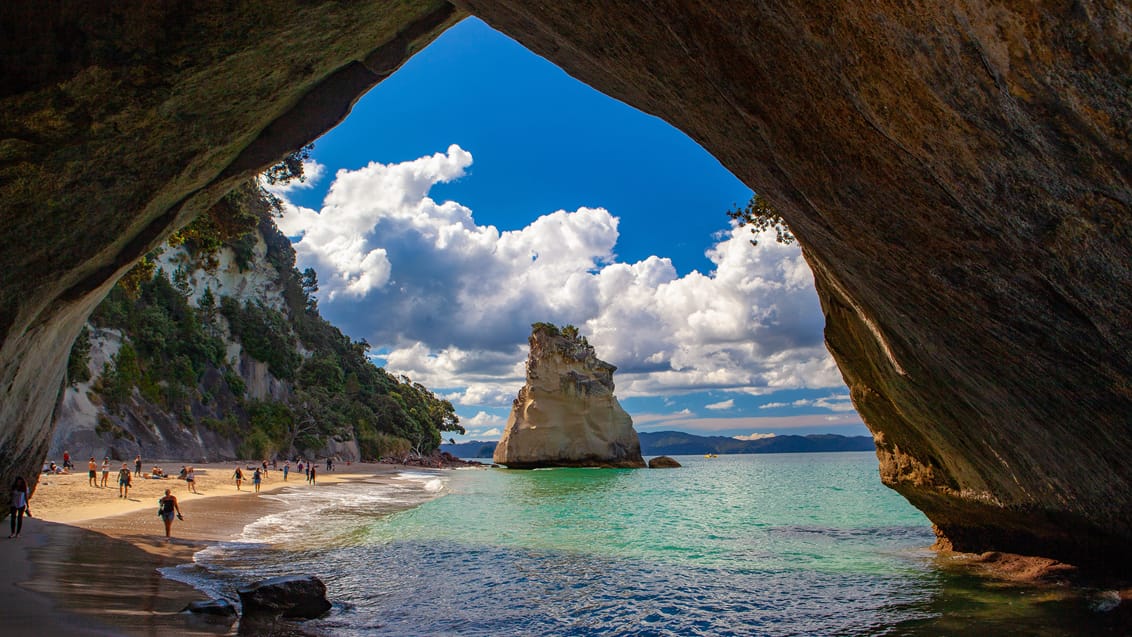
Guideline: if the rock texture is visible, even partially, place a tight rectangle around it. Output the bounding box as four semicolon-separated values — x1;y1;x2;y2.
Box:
0;0;461;507
494;325;645;469
237;574;331;620
648;456;682;469
1;1;1130;569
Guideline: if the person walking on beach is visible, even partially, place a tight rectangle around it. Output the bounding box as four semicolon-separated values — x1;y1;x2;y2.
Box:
283;462;290;481
100;457;110;487
326;457;332;472
308;465;317;485
88;457;97;486
134;454;142;477
9;476;31;538
185;466;198;494
252;468;262;493
233;467;244;491
117;463;132;498
157;489;183;539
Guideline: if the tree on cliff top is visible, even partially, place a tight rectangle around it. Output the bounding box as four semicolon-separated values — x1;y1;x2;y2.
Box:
727;193;795;246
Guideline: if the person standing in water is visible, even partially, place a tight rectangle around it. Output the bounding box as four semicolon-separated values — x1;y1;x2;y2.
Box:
157;489;183;539
117;463;132;498
100;457;110;488
9;476;31;538
233;466;244;491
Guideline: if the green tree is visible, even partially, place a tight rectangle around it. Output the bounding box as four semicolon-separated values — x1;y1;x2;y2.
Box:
66;326;93;385
726;193;795;246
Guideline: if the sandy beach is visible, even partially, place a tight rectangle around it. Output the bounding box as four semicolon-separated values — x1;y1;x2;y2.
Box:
1;460;424;636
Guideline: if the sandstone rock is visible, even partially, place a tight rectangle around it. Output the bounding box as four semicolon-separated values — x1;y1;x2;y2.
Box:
648;456;682;469
494;324;645;469
237;575;331;620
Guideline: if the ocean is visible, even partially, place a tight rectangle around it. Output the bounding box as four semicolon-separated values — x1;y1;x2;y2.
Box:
164;453;1127;635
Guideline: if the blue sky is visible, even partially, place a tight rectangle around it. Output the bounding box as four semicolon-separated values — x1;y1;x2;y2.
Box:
273;18;868;442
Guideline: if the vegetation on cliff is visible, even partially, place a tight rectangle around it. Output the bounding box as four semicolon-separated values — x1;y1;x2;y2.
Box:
72;168;462;461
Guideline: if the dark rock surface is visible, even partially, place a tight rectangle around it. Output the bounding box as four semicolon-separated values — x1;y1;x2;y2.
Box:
648;456;682;469
183;599;238;617
1;1;1130;570
237;575;332;620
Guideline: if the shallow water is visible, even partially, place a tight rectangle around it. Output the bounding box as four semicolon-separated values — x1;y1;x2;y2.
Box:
167;453;1130;635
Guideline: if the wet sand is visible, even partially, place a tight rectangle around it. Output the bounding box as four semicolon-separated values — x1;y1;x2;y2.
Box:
2;461;416;636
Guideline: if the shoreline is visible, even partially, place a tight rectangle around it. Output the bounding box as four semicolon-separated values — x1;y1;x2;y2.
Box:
3;461;442;636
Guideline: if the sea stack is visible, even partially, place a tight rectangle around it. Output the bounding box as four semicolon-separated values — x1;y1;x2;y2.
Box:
494;324;645;469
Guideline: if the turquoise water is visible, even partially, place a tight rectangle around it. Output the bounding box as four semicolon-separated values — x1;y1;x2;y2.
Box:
171;453;1129;635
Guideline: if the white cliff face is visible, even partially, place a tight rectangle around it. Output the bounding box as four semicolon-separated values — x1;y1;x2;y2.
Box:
49;229;298;460
493;326;645;469
157;233;286;313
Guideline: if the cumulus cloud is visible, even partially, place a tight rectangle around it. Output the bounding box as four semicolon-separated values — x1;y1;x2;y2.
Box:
733;432;777;441
789;394;856;412
705;399;735;411
280;146;843;408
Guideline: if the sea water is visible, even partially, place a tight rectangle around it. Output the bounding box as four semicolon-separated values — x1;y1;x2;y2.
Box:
164;453;1128;635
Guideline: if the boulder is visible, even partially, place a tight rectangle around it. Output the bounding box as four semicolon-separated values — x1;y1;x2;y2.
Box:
237;575;331;620
183;599;238;617
648;456;682;469
494;324;645;469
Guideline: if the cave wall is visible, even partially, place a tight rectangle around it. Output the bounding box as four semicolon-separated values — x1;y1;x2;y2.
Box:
1;0;1129;569
453;0;1131;569
0;0;463;504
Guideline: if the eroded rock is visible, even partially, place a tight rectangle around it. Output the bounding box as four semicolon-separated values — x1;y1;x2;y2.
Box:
237;575;332;620
648;456;682;469
494;324;645;469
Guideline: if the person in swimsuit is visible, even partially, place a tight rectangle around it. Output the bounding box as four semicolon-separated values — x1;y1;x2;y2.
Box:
233;467;244;491
117;463;132;498
252;468;262;493
88;457;97;486
9;476;30;538
157;489;183;539
185;466;198;494
134;454;142;477
100;457;110;487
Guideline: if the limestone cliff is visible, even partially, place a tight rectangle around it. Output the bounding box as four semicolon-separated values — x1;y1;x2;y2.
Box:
494;324;645;469
1;1;1130;570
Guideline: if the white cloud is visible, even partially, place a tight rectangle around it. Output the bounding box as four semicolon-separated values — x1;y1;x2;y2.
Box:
759;402;788;409
279;146;846;407
705;399;734;411
788;394;856;412
465;412;506;427
733;432;776;441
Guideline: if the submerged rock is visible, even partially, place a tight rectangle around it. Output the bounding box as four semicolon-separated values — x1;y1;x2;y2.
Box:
494;324;645;469
648;456;682;469
237;575;331;620
183;599;238;617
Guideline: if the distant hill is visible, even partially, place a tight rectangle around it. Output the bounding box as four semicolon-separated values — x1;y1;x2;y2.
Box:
441;431;874;460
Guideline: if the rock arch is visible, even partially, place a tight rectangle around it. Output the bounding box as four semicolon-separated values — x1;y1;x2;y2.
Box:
1;1;1129;570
